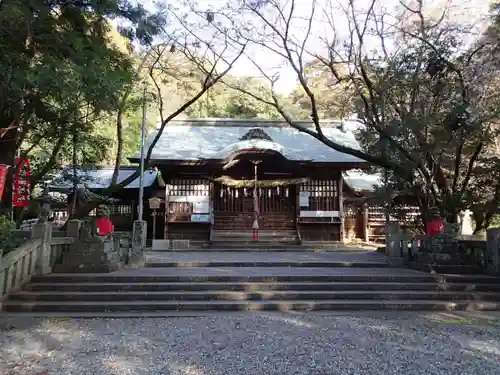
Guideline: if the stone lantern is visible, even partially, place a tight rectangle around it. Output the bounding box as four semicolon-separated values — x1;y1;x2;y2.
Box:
37;186;52;223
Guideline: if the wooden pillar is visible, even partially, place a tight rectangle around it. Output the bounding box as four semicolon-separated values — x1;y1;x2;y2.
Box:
295;183;301;241
152;209;157;240
209;180;214;242
362;202;369;243
338;176;344;242
164;183;170;240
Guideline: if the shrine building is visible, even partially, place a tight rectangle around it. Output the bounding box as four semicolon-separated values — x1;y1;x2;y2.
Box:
50;118;388;244
131;118;371;243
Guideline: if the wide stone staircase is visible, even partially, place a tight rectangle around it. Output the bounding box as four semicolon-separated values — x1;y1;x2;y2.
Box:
209;230;301;249
3;251;500;316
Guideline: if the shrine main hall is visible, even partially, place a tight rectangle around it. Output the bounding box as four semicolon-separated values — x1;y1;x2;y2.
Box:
52;118;380;244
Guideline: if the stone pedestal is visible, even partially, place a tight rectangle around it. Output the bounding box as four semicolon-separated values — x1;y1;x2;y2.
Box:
131;220;147;263
32;223;52;275
54;219;122;273
487;228;500;275
385;223;402;258
66;219;83;238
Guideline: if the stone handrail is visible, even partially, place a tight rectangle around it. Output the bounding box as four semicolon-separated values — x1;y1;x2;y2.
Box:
0;239;43;300
0;225;77;302
49;237;75;267
385;223;498;274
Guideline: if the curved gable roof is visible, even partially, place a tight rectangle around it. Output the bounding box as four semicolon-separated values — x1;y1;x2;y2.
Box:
131;118;367;164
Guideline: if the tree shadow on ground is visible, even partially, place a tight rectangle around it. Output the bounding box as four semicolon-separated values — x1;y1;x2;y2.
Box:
1;311;499;375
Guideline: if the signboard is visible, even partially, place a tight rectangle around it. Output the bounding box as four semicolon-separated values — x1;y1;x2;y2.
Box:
191;214;210;222
149;196;162;210
299;192;310;207
13;158;31;207
193;201;209;213
0;165;8;200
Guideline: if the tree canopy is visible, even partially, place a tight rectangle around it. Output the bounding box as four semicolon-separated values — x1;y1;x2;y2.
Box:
193;0;500;231
3;0;500;233
0;0;166;212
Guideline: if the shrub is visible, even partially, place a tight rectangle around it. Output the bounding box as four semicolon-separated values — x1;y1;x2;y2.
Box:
0;214;22;256
0;214;13;245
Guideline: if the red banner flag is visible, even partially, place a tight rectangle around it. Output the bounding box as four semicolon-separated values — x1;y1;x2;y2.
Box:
13;158;31;208
0;165;9;200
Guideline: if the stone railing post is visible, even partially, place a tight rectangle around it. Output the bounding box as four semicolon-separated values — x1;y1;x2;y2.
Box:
131;220;147;263
31;222;52;275
385;222;402;258
486;228;500;275
66;219;83;239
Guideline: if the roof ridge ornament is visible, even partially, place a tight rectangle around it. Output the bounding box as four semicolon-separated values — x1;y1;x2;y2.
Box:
240;127;273;142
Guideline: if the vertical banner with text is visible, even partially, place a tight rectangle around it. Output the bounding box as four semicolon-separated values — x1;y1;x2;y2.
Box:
13;158;31;207
0;165;9;201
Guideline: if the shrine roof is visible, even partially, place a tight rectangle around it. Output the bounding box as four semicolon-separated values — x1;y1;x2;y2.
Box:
343;170;382;192
131;118;368;164
47;166;163;192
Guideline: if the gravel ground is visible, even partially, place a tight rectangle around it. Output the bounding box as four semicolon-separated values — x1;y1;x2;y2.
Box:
1;312;500;375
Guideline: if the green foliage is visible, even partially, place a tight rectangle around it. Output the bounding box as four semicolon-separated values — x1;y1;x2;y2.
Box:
289;59;355;120
0;214;17;255
187;77;283;119
350;24;500;229
0;215;13;245
0;0;166;198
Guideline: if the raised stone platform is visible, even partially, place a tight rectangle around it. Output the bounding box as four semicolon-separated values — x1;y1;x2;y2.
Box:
4;250;500;315
143;250;396;268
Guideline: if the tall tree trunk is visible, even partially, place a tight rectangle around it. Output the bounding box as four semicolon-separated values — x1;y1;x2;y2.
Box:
111;51;151;185
71;130;78;217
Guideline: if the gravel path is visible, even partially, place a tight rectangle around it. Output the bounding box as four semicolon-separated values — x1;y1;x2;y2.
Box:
1;312;500;375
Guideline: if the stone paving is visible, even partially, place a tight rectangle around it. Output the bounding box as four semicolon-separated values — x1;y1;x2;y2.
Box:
144;250;392;265
45;266;429;277
1;312;500;375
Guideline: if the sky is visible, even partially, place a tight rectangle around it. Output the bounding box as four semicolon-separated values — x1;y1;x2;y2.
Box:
140;0;492;93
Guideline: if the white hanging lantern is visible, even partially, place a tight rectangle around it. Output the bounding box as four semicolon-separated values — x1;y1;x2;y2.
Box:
285;188;289;198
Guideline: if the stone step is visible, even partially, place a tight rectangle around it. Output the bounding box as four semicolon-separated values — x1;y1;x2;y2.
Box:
188;242;350;251
208;242;300;246
4;299;500;313
211;232;297;238
8;290;500;303
209;240;299;244
24;281;500;293
28;268;500;283
163;246;353;252
144;261;392;268
27;273;443;284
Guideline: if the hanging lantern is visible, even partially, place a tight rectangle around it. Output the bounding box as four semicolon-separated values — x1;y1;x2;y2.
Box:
244;187;247;196
277;186;280;195
235;189;239;198
220;189;224;197
285;188;289;198
268;188;271;198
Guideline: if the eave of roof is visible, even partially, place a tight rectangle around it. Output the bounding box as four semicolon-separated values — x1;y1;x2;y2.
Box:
129;118;369;165
47;166;164;192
